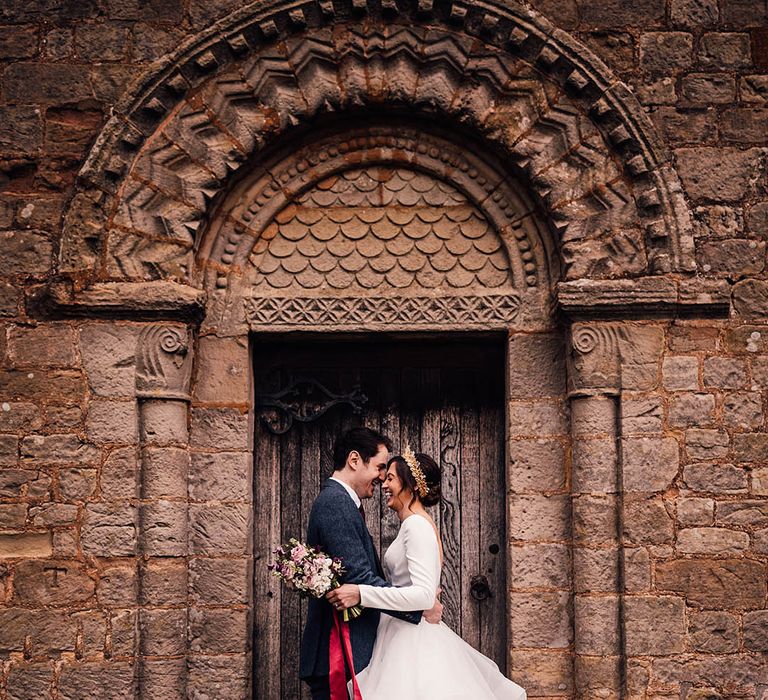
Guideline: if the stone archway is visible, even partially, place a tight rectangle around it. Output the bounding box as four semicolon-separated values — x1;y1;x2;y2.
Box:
39;2;731;698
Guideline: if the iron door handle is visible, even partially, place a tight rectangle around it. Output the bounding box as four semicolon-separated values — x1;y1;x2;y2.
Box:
470;574;492;601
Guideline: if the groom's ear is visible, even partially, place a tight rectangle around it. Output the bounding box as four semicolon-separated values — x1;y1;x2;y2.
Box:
347;450;361;470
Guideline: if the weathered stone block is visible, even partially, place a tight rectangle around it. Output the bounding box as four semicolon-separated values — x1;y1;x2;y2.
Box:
622;437;679;491
574;595;620;655
624;596;686;655
576;0;665;28
109;608;134;656
190;557;250;604
193;335;249;404
639;32;693;73
140;399;188;445
0;230;52;276
0;402;41;432
97;564;137;607
189;607;249;654
81;503;137;556
743;610;768;651
29;502;77;527
58;662;135;700
0;25;38;59
668;392;715;428
13;559;94;606
509;650;573;696
0;106;42;155
58;468;97;501
187;654;250;699
189;503;250;555
190;407;249;450
508;400;567;437
138;658;187;699
79;324;139;397
21;434;99;464
670;0;718;28
0;369;85;406
677;527;749;554
7;325;77;367
733;433;768;462
656;558;767;607
721;107;768;144
698;239;766;278
621;397;663;434
685;428;730;461
662;356;699;390
140;501;187;556
143;447;188;499
100;446;138;500
140;608;187;656
652;106;718;144
0;532;52;559
572;438;617;493
86;399;138;444
623;546;651;592
676;148;765;202
698;31;752;68
3;63;93;103
723;391;763;429
571;397;615;436
6;661;53;700
509;495;570;542
189;451;250;502
74;24;130;62
716;499;768;526
573;494;618;545
573;547;619;593
509;591;572;648
624;496;674;544
509;544;570;590
683;462;748;493
680;73;736;104
688;610;740;653
742;74;768;103
509;439;566;492
510;335;569;399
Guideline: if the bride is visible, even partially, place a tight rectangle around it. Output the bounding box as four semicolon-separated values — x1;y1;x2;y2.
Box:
326;448;527;700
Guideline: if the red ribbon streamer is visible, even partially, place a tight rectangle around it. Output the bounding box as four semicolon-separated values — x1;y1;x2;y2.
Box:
329;609;363;700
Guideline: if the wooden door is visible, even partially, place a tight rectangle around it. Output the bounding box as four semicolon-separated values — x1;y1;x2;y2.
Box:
253;337;506;699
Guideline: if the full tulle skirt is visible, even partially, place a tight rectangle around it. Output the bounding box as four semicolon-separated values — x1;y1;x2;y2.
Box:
353;616;527;700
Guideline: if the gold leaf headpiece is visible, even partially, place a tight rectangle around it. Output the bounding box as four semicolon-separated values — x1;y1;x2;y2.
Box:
403;445;428;499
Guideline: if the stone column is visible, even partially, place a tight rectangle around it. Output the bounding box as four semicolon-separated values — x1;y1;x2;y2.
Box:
134;325;194;699
567;323;624;698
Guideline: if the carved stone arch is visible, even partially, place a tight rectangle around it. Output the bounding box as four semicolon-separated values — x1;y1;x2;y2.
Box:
197;121;556;330
60;0;696;288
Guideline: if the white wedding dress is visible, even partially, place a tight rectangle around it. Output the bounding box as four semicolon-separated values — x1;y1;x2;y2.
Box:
355;515;526;700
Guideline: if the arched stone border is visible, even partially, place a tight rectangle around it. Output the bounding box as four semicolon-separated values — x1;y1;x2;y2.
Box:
60;0;696;286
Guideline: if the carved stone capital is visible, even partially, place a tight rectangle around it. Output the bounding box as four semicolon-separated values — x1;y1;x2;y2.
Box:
568;321;665;395
135;325;194;400
568;323;627;395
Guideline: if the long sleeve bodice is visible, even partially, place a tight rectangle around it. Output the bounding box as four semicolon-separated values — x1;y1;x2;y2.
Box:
358;515;440;612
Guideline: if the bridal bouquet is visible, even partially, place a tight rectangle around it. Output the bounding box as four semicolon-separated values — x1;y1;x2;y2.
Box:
269;538;363;621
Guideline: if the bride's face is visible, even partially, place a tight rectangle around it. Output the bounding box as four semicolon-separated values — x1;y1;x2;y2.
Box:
382;463;410;512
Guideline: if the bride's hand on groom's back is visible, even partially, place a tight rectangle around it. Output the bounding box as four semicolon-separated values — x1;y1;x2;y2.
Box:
423;587;443;624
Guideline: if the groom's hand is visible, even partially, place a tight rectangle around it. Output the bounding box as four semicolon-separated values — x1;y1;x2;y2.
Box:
326;584;361;611
423;588;443;624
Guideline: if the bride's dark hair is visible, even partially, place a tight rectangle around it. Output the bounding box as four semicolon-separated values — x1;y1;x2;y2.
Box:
389;452;441;508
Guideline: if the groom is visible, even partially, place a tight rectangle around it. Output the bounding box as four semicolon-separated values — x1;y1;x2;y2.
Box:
300;427;440;699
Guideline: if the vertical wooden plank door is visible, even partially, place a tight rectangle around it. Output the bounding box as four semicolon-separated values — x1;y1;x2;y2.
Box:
252;337;506;699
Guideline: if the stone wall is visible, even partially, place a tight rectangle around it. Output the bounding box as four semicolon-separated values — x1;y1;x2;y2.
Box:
1;0;767;698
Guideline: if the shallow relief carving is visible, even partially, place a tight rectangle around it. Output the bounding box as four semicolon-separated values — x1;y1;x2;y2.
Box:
135;325;194;400
60;0;696;287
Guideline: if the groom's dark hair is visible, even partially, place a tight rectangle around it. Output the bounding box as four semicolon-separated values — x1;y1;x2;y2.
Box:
333;427;393;471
